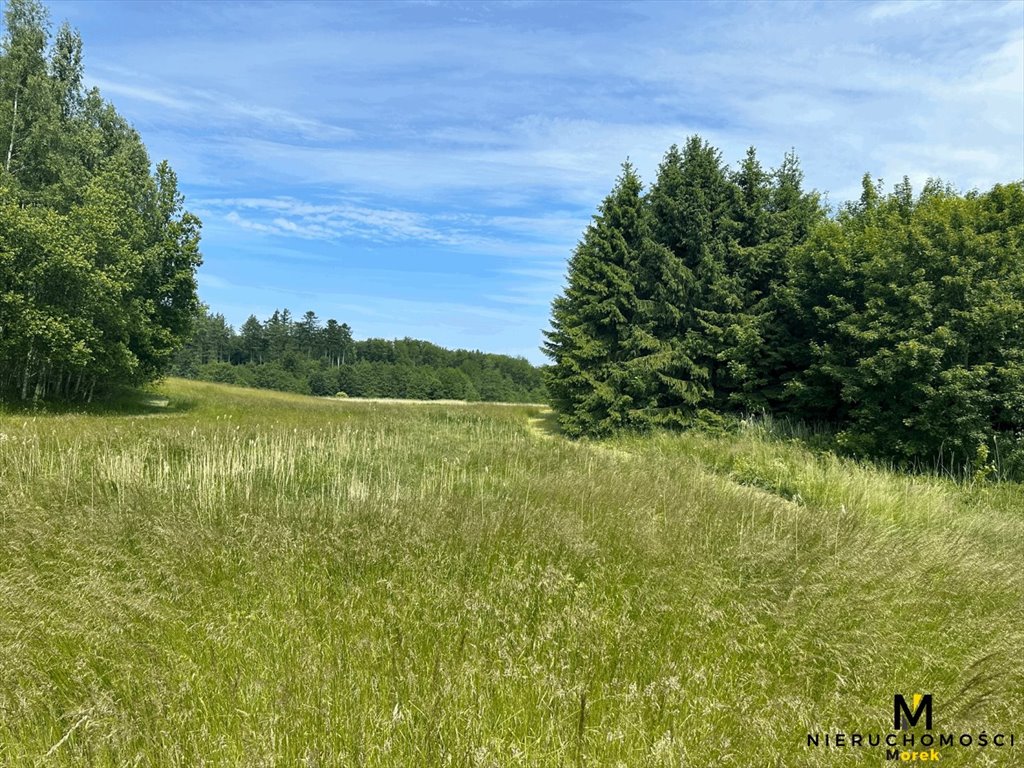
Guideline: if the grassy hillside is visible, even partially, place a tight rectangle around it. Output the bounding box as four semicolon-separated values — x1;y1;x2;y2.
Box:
1;379;1020;766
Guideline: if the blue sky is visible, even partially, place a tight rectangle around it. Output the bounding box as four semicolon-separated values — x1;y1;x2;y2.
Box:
44;0;1024;363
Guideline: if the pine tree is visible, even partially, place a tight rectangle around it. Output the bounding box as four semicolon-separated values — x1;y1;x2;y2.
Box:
295;310;319;357
240;315;266;363
264;309;292;359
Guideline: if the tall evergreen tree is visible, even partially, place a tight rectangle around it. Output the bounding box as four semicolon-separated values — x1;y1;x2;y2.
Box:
322;318;352;366
240;315;267;364
723;148;824;410
646;138;736;409
543;162;648;436
618;151;704;426
295;310;319;357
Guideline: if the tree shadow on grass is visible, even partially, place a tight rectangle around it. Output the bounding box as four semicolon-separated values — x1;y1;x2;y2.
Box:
0;385;196;418
527;407;565;440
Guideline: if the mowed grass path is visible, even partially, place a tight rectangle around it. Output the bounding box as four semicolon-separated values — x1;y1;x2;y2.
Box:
0;379;1021;767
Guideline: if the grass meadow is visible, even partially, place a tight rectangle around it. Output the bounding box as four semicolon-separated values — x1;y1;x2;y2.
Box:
1;379;1021;766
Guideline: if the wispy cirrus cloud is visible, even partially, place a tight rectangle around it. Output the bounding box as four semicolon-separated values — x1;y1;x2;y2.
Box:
865;0;947;21
200;196;583;266
90;76;355;142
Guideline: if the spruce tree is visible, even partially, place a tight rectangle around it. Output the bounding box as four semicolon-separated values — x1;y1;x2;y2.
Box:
716;146;772;407
543;162;647;436
724;149;824;410
614;148;705;426
646;137;736;410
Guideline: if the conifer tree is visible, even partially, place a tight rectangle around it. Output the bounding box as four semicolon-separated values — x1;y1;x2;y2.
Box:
239;315;267;364
614;148;704;426
543;163;647;436
723;148;824;410
646;138;736;409
787;178;1024;469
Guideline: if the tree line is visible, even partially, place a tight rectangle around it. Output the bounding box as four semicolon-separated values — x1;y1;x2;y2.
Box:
0;0;202;402
544;137;1024;477
174;307;546;403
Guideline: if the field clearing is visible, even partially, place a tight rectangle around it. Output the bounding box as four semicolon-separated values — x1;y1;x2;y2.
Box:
329;397;547;407
0;379;1021;766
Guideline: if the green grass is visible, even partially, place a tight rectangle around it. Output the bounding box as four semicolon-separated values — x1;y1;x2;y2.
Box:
1;379;1021;766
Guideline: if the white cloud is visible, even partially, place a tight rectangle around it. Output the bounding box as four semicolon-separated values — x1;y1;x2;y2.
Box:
61;0;1023;361
88;75;355;142
202;196;582;264
85;2;1022;210
89;78;194;110
865;1;942;21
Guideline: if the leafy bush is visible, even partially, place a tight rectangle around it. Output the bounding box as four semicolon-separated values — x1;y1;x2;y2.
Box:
789;179;1024;474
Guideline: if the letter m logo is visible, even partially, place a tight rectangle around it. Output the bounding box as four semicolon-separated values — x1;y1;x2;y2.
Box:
894;693;933;730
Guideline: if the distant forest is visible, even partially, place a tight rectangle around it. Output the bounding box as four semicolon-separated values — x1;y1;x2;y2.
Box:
174;307;546;403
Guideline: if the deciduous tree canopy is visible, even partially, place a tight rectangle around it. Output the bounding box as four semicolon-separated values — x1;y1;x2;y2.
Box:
0;0;202;402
